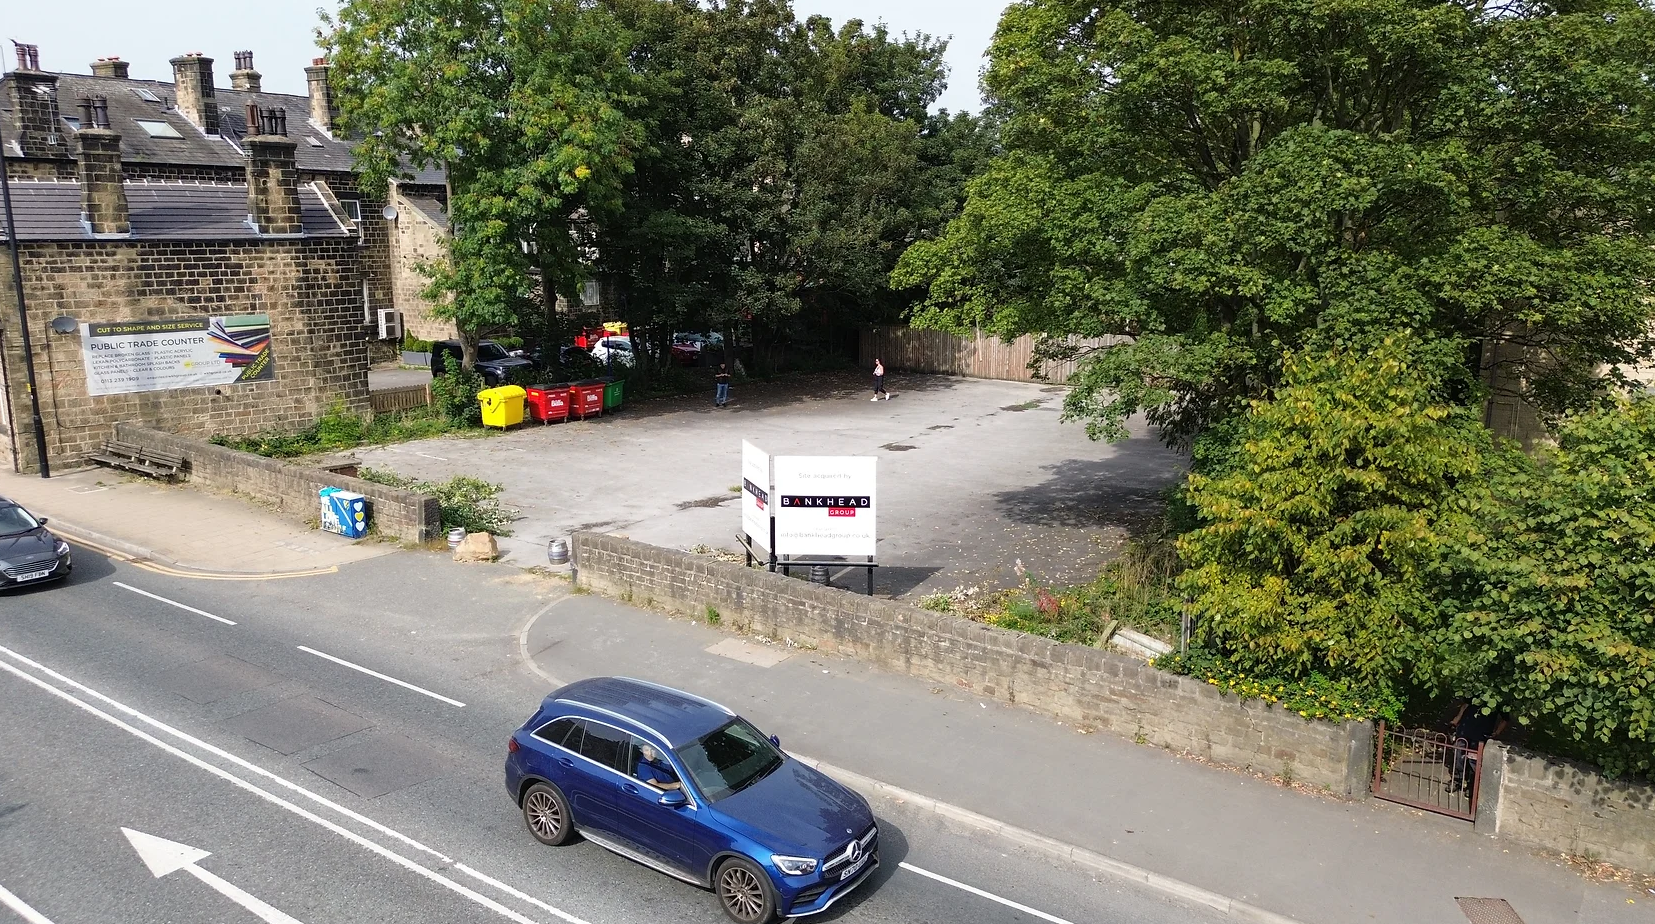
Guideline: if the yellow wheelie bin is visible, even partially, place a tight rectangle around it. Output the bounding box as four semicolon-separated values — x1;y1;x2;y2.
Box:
478;385;527;430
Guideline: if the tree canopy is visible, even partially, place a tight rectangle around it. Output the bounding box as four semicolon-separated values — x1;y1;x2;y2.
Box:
894;0;1655;446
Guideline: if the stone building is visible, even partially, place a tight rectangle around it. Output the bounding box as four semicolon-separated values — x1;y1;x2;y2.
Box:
0;45;408;474
1;44;456;349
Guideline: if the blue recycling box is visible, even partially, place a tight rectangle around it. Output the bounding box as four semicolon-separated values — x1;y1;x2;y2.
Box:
319;487;368;539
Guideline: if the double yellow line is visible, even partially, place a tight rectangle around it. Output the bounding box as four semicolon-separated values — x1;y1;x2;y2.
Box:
58;530;338;582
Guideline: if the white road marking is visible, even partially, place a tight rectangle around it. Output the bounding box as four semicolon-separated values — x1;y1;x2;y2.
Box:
296;646;466;707
0;649;588;924
123;828;303;924
0;883;56;924
113;583;237;625
899;862;1078;924
415;452;449;461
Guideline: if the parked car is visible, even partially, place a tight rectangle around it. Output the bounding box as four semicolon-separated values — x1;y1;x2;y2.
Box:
0;497;72;590
590;336;635;367
505;677;879;923
429;339;536;386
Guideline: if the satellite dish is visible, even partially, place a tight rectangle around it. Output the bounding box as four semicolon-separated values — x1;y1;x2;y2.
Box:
381;205;398;221
50;316;79;335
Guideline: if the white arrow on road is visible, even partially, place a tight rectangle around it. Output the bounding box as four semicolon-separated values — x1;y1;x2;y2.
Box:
122;828;303;924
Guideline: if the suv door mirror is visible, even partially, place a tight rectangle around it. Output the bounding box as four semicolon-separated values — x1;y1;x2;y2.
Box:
658;790;688;808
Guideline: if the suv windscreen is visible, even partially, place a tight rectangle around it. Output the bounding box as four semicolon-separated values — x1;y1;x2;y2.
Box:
477;343;510;362
675;719;783;803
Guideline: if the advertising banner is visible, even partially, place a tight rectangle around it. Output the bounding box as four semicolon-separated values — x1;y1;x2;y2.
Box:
741;440;772;550
80;315;275;397
773;455;877;557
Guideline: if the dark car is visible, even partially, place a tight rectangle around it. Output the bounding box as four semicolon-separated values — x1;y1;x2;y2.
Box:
0;497;72;590
429;339;535;386
505;677;878;923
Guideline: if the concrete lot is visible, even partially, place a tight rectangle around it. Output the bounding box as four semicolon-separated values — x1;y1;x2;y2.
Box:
355;372;1188;598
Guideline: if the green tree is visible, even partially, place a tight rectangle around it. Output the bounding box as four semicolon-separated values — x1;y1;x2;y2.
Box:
1438;396;1655;777
321;0;643;369
894;0;1655;446
1177;335;1487;690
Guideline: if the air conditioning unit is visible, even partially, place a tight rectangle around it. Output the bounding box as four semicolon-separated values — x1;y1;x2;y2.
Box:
377;308;403;341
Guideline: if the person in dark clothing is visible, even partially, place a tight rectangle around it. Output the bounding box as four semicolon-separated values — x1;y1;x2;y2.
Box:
715;364;730;407
1448;700;1509;793
634;743;682;791
872;359;889;400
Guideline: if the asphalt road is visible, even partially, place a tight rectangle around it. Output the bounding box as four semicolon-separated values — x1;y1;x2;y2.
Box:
0;548;1222;924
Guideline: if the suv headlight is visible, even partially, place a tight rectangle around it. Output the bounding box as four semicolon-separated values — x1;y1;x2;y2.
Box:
771;855;818;877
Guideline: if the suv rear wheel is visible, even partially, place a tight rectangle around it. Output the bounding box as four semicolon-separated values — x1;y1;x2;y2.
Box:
521;782;574;846
715;857;777;923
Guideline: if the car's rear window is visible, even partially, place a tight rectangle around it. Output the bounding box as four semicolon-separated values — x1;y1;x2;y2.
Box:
676;719;783;803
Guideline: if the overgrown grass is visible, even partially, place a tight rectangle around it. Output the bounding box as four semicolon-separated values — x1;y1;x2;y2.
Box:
357;467;514;536
212;404;459;459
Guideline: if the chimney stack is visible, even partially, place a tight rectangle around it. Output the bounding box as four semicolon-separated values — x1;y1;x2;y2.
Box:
90;57;130;79
169;53;219;135
244;105;302;235
74;96;130;236
230;50;261;92
304;58;336;135
7;43;66;158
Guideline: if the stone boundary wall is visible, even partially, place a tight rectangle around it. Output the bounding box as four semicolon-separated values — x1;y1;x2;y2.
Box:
572;532;1375;795
1486;745;1655;875
117;424;439;544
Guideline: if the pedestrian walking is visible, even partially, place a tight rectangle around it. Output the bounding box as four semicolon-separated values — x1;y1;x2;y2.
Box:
1448;699;1508;793
872;359;890;400
715;364;731;407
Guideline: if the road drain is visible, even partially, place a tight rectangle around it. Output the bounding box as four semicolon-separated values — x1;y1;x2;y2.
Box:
1455;898;1526;924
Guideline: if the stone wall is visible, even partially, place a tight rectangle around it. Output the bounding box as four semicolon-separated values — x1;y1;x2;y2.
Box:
0;239;369;474
306;172;395;333
116;424;440;544
1486;745;1655;875
390;184;457;342
571;532;1375;795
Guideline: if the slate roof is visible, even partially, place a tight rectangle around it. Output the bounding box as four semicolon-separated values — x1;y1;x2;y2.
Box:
0;178;352;241
402;194;450;231
0;70;445;184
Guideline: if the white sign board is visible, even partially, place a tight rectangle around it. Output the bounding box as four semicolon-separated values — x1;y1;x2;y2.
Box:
741;440;772;550
773;455;877;557
80;315;275;397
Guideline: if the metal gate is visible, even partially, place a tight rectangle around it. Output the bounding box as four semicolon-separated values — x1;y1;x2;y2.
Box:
1372;721;1483;821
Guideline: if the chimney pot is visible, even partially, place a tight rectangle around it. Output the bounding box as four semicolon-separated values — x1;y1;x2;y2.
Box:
78;97;94;127
13;42;41;71
91;95;110;129
230;50;263;92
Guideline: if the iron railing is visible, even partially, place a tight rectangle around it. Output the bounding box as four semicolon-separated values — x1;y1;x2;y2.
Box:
1372;720;1483;821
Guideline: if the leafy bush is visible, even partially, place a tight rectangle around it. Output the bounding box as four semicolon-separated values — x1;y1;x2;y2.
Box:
1177;335;1487;692
1156;647;1404;724
1437;396;1655;777
359;468;514;535
430;369;485;427
401;334;433;353
493;335;523;351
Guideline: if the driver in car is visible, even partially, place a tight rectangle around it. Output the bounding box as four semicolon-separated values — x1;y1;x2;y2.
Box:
635;743;683;791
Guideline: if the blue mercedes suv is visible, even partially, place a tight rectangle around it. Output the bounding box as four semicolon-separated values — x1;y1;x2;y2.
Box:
505;677;879;922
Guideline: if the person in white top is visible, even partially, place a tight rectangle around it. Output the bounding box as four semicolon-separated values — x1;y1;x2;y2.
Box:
872;359;889;400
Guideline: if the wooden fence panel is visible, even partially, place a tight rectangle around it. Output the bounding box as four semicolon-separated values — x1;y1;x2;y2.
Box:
370;384;432;415
859;326;1118;385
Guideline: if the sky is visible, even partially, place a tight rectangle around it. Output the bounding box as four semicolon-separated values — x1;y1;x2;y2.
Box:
3;0;1004;114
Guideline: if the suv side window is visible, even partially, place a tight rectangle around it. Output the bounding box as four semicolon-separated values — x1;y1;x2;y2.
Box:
578;722;631;773
534;717;582;750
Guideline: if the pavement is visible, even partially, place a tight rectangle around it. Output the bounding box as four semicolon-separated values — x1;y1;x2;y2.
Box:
4;445;1651;924
0;467;393;576
369;367;433;391
353;372;1189;599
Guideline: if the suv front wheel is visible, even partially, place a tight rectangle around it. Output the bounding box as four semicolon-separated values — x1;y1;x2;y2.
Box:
715;857;777;924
